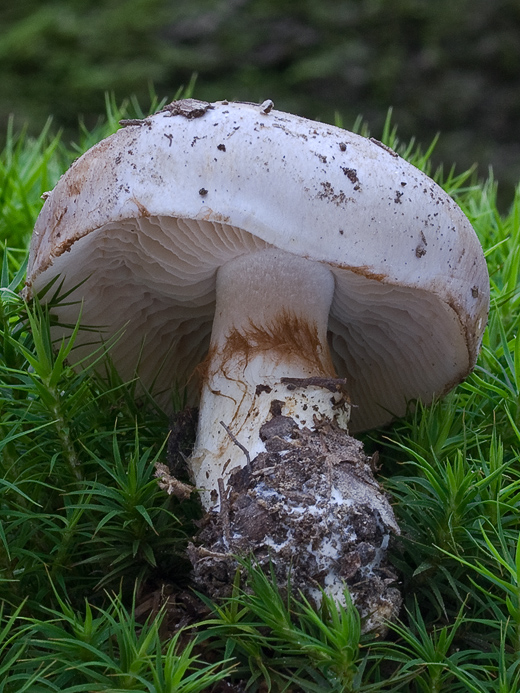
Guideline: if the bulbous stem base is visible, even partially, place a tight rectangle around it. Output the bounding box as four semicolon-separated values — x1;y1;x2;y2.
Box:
189;411;401;635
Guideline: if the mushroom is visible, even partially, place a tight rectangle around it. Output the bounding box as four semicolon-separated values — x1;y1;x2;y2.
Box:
24;98;489;630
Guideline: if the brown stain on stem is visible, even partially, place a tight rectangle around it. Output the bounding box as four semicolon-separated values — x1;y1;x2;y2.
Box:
199;310;335;386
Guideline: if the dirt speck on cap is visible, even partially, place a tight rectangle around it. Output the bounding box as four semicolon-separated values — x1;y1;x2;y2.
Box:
369;138;399;158
318;182;354;207
158;99;214;119
341;167;359;185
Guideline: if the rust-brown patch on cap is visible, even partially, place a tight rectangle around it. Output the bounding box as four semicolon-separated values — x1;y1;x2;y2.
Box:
131;198;151;216
54;205;68;229
52;235;79;257
199;207;230;223
24;225;86;296
330;262;387;283
445;289;488;367
67;180;82;197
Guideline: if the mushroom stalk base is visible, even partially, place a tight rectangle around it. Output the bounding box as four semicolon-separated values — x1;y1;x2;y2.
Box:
188;410;401;634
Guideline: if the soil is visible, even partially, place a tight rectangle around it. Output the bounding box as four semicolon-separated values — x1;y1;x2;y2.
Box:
188;413;402;633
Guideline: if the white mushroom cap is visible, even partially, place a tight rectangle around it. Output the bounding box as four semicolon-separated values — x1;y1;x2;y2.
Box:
25;99;489;432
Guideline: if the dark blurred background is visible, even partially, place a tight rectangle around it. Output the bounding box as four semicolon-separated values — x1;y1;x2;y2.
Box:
2;0;520;204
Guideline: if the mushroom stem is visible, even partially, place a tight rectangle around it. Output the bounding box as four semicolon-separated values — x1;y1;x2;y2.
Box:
188;249;401;630
190;248;350;509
